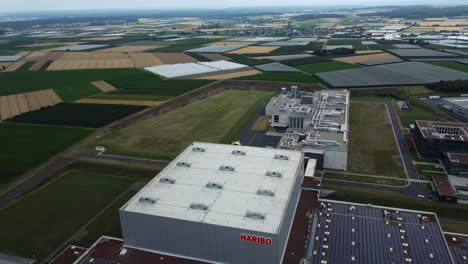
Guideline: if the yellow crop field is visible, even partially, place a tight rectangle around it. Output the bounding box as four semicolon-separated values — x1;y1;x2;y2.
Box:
228;46;280;54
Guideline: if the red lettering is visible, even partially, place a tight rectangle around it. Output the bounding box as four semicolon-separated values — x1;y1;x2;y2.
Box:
240;233;272;245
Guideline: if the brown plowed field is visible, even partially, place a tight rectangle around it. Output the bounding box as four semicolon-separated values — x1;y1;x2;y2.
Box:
193;69;262;80
356;50;383;54
4;61;25;72
47;59;134;70
23;51;49;60
0;89;63;120
333;52;398;64
227;46;280;54
46;52;134;70
75;98;164;106
153;52;198;64
29;51;65;71
128;53;164;67
96;45;157;53
91;81;117;92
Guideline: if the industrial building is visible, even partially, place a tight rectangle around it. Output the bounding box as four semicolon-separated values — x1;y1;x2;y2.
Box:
119;142;304;264
441;97;468;119
62;143;464;264
265;87;349;170
443;153;468;176
412;120;468;159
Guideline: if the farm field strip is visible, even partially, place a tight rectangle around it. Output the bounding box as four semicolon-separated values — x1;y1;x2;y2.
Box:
10;103;146;128
227;46;280;54
333;52;399;64
95;45;157;53
153;52;198;64
74;98;164;106
192;69;262;80
128;52;164;67
4;61;25;72
83;37;122;41
28;51;65;71
0;89;62;120
91;81;117;92
46;59;134;70
197;53;231;61
206;41;258;46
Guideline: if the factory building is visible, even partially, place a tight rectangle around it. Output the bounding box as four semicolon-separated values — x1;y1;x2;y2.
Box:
441;97;468;119
412;120;468;159
443;153;468;177
119;142;304;264
265;87;349;170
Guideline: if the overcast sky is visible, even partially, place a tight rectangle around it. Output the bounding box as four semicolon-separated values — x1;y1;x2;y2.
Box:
0;0;465;12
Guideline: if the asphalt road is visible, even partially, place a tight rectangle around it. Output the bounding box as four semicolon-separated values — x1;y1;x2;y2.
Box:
235;104;281;148
0;153;168;208
322;178;436;198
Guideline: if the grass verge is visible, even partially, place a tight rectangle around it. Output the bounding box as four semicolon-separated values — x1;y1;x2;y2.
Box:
324;172;408;186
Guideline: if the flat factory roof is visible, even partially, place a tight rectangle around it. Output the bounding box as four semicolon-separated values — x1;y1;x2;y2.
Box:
415;120;468;141
121;142;303;234
433;176;457;197
446;153;468;164
443;97;468;108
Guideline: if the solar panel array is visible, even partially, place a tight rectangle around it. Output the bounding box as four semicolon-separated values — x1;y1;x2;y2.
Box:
445;234;468;264
79;257;119;264
307;202;453;264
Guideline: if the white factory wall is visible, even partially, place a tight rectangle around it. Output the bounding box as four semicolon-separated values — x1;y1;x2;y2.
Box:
324;150;347;170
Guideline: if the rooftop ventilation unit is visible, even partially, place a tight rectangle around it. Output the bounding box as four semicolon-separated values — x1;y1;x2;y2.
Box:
274;154;289;160
349;206;356;213
232;150;246;155
206;182;223;189
192;147;205;152
176;161;191;167
190;203;209;211
422;216;429;222
139;196;157;204
265;171;282;177
257;188;275;196
245;210;266;220
159;177;176;184
219;165;234;171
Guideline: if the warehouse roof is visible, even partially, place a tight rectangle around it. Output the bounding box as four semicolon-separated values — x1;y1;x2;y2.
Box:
443;97;468;108
121;142;303;234
445;153;468;164
444;232;468;264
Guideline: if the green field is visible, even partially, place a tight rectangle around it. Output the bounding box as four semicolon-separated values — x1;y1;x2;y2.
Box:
235;72;318;83
281;56;331;66
152;38;223;52
348;102;406;178
10;103;145;128
96;90;275;160
426;61;468;73
0;171;135;260
75;190;137;247
0;68;144;101
324;172;408;186
105;72;213;96
269;42;324;55
323;183;468;233
396;96;459;128
223;54;270;66
296;61;361;74
0;123;92;186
